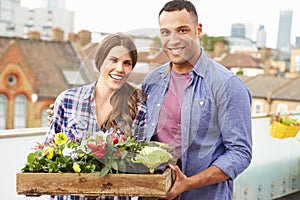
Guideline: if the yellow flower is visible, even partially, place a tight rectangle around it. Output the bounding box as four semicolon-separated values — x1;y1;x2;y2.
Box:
44;147;54;159
78;153;84;158
73;162;81;173
54;132;68;145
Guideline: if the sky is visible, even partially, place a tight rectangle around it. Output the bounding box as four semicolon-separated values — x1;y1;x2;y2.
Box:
20;0;300;49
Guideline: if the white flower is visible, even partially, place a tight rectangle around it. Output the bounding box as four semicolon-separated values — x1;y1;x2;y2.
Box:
93;130;111;140
62;146;74;157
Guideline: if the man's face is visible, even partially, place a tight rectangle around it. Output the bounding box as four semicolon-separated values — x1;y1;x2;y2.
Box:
159;9;202;73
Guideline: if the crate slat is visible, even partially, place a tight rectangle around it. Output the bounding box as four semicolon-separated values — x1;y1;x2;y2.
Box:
16;168;173;198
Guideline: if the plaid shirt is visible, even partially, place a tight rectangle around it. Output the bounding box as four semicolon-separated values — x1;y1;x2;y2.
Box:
46;81;147;142
46;82;147;200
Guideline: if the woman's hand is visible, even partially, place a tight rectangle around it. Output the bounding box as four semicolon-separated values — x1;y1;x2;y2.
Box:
46;104;54;126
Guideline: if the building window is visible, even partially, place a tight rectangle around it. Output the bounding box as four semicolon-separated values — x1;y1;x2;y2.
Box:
14;94;27;129
276;103;288;114
1;10;12;22
41;108;48;127
295;55;300;72
0;94;7;130
6;74;18;86
253;101;263;114
296;105;300;112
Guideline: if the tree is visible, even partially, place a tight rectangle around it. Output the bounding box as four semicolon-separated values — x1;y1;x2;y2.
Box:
200;34;229;52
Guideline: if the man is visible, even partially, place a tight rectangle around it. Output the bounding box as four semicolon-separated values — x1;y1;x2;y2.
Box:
47;0;252;199
141;0;252;199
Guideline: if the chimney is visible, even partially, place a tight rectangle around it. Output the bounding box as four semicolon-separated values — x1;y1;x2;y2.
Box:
51;27;64;42
28;31;41;40
77;30;92;47
214;41;227;58
68;32;79;43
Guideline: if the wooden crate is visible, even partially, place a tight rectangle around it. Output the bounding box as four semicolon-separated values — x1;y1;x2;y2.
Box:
16;168;173;198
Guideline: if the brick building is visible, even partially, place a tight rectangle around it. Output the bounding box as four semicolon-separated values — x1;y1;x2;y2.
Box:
0;31;97;130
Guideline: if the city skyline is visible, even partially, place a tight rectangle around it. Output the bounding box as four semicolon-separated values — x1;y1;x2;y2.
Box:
277;10;293;51
21;0;300;49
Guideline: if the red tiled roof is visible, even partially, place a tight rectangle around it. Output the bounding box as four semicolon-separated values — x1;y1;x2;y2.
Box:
0;36;98;99
217;53;262;69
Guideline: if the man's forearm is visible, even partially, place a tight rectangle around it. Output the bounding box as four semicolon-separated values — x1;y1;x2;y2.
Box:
187;165;230;190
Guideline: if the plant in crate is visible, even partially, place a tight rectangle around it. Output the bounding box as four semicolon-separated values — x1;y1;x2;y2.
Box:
21;130;175;176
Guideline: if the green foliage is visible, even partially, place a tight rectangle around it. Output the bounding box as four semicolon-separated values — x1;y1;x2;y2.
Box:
271;113;300;127
21;131;175;177
236;70;244;76
200;33;229;51
22;133;100;174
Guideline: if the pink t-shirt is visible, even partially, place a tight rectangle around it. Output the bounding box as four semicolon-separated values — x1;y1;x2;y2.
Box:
153;69;191;158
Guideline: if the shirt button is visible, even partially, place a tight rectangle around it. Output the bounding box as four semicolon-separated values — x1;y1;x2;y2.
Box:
157;104;160;107
151;123;155;126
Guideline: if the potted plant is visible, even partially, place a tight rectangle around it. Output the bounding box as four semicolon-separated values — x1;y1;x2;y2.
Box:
17;131;175;197
270;112;300;139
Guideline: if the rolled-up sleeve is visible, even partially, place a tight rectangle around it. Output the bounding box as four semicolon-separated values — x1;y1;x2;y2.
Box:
212;76;252;179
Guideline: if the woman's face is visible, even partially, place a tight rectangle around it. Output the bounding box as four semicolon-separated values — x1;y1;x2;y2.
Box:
99;46;133;91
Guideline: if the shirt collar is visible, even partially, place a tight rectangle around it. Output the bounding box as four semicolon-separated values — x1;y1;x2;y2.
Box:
81;81;97;100
191;48;207;78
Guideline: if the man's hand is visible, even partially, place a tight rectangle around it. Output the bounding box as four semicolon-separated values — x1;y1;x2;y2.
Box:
167;163;231;199
46;104;54;126
167;164;190;200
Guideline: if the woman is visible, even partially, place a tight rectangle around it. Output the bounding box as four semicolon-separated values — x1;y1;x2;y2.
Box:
47;33;147;200
46;32;146;141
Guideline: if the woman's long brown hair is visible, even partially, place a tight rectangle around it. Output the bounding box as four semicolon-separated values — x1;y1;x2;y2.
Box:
106;83;146;135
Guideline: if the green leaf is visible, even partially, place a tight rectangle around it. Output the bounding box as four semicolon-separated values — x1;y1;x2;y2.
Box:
100;166;110;177
27;153;36;163
118;160;126;172
121;151;128;159
110;161;118;171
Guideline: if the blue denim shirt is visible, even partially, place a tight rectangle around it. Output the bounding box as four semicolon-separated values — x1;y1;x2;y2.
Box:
141;49;252;200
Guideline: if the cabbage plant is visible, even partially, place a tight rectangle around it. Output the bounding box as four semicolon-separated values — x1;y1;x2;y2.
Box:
132;146;173;173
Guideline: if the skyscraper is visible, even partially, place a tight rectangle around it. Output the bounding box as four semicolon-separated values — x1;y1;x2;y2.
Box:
295;37;300;48
0;0;73;40
0;0;20;24
256;25;266;49
276;10;293;52
231;23;246;38
0;0;20;35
